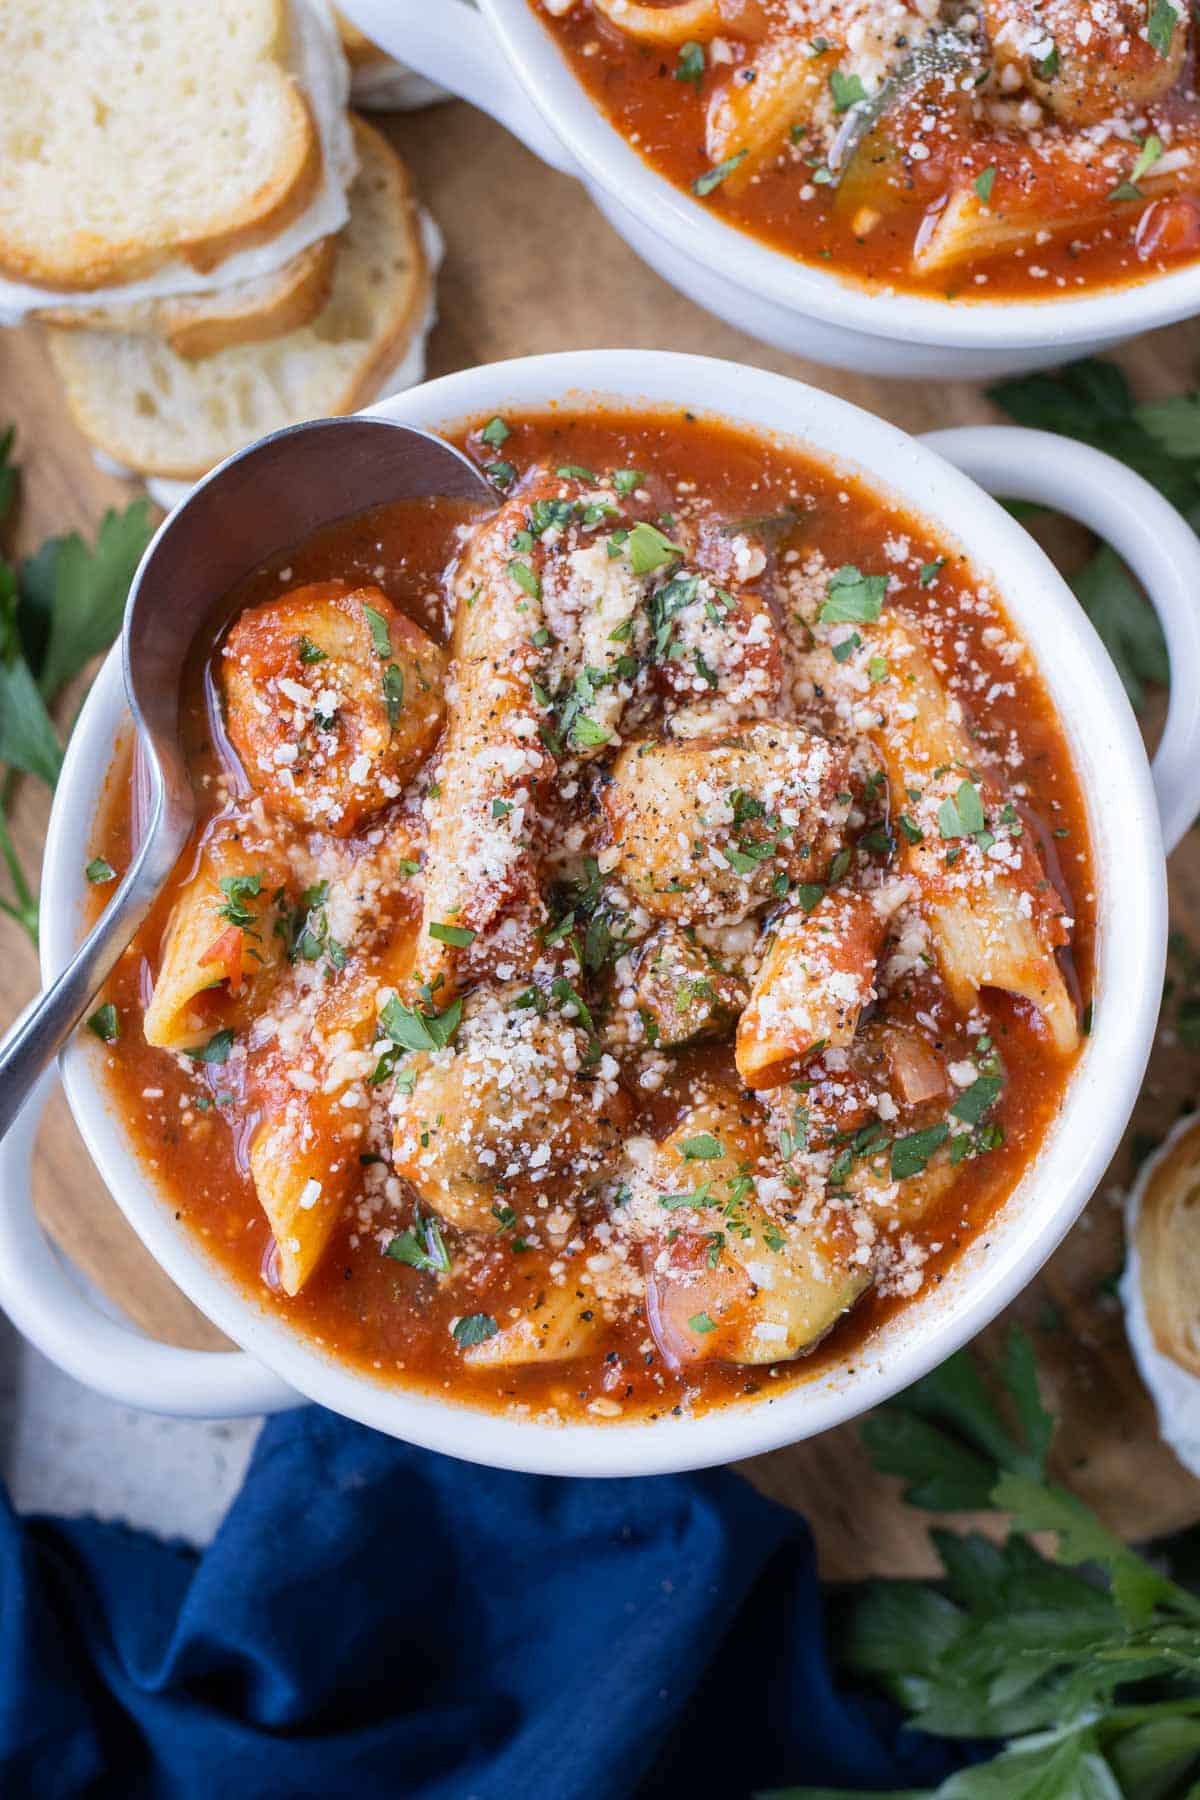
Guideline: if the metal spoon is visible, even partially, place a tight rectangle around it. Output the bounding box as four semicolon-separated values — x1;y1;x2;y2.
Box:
0;415;495;1139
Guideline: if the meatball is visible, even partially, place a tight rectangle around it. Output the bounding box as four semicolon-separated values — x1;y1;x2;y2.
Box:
390;982;629;1232
601;721;851;925
982;0;1187;123
222;581;446;835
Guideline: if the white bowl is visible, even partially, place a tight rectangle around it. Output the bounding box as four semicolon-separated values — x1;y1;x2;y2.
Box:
7;350;1200;1476
338;0;1200;377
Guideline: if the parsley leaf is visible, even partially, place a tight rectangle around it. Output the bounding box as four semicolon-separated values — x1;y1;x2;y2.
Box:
692;150;747;196
627;522;683;574
380;994;464;1054
1070;545;1169;713
679;1133;723;1161
804;1330;1200;1800
185;1028;235;1065
86;1003;119;1043
819;564;887;624
452;1312;498;1347
386;1213;452;1275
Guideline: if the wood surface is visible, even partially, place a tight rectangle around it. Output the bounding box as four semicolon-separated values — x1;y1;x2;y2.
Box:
2;99;1199;1577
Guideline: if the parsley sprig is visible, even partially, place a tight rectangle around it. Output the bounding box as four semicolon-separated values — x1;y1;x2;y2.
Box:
0;428;153;945
987;359;1190;712
772;1332;1200;1800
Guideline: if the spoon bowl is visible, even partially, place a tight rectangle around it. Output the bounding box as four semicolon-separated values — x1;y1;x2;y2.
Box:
0;415;495;1139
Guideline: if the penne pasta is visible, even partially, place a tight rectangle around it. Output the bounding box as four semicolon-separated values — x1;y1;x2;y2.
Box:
144;836;285;1050
593;0;722;44
636;1095;871;1368
736;887;883;1088
706;38;831;196
836;615;1079;1056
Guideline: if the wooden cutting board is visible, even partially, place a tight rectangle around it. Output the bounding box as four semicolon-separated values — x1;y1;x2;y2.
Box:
3;100;1199;1578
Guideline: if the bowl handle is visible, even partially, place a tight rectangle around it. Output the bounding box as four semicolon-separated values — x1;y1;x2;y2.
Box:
922;426;1200;855
336;0;580;177
0;1070;301;1416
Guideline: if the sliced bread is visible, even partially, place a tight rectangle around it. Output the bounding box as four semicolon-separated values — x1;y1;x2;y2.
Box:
46;119;430;478
0;0;320;289
1134;1117;1200;1379
37;237;337;359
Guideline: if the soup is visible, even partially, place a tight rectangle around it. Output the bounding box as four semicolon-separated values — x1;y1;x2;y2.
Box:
88;407;1094;1424
530;0;1200;299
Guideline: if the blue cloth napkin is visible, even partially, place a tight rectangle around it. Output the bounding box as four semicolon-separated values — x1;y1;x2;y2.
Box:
1;1406;961;1798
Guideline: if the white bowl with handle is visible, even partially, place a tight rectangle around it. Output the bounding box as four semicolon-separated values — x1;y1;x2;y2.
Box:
338;0;1200;379
3;349;1200;1475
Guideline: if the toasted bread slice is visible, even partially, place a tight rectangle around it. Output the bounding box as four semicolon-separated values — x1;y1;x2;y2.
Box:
47;120;429;478
35;237;337;359
1134;1116;1200;1379
0;0;321;290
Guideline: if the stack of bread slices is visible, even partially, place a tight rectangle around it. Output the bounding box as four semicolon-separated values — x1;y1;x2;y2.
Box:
0;1;438;500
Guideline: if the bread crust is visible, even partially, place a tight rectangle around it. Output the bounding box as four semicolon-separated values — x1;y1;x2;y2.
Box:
35;236;337;358
1135;1115;1200;1378
0;2;323;289
44;119;432;479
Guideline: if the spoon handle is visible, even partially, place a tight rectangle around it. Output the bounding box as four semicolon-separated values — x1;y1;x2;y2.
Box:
0;858;163;1140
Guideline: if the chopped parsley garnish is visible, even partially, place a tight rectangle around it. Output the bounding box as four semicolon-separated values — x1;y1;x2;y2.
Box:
950;1073;1004;1126
508;559;541;600
386;1214;451;1276
571;713;612;748
452;1312;498;1347
829;69;867;112
217;871;262;928
556;463;597;483
380;994;463;1053
276;882;345;969
480;416;510;449
1147;0;1179;58
297;635;326;665
688;1311;718;1334
675;40;704;85
185;1027;235;1065
529;497;575;536
919;558;945;586
679;1133;723;1162
85;857;116;884
648;571;699;658
86;1003;119;1043
819;564;887;624
723;840;778;877
428;920;476;948
890;1121;950;1180
692;150;747;196
627;521;683;575
794;882;825;915
363;604;392;660
937;778;986;841
382;664;404;728
612;468;644;496
973;165;996;204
